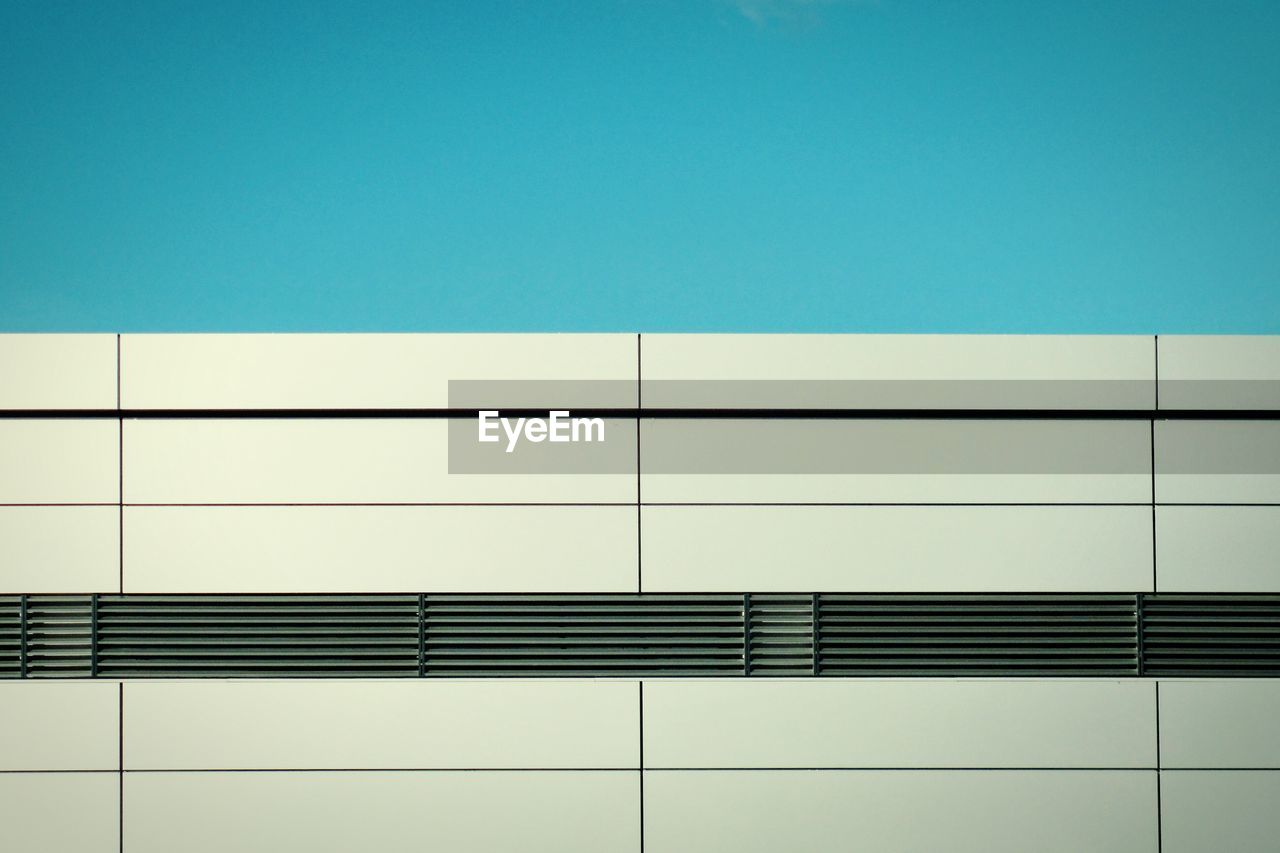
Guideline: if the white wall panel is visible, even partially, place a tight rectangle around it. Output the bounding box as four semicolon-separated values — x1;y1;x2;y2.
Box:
0;683;119;771
125;771;640;853
643;681;1155;768
0;773;119;853
1160;682;1280;769
120;333;636;409
0;334;117;410
124;505;635;592
1159;336;1280;410
124;681;638;769
1162;771;1280;853
644;770;1156;853
0;506;118;592
0;420;118;504
123;419;634;504
1157;507;1280;591
641;472;1152;503
642;506;1152;591
1155;421;1280;504
642;334;1154;408
641;419;1150;503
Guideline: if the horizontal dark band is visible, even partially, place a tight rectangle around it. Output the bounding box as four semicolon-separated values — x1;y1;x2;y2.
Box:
0;407;1279;420
2;593;1276;680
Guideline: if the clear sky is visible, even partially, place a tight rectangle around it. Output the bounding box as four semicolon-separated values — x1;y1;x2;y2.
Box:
2;0;1277;332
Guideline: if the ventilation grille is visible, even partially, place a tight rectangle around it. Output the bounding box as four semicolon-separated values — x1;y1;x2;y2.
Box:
1142;594;1280;677
0;597;20;677
1;593;1279;679
818;595;1139;676
96;596;420;677
25;596;94;678
422;595;744;676
746;595;815;676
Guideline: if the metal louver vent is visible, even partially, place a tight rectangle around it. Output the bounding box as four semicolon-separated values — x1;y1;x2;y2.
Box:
1142;595;1280;676
4;592;1280;679
96;596;420;677
0;597;20;677
817;594;1139;676
422;595;744;676
745;594;815;676
25;596;94;678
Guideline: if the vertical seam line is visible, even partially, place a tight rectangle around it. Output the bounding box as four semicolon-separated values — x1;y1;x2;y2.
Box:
636;334;644;853
636;333;642;594
1152;334;1159;594
119;682;124;853
117;334;123;595
1155;680;1163;853
638;680;645;853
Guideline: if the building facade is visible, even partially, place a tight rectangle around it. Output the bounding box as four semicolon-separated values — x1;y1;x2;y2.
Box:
2;333;1278;852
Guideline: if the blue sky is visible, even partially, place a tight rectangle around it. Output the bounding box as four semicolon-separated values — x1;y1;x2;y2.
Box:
2;0;1277;331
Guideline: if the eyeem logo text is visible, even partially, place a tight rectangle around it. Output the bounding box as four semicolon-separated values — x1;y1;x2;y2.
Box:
478;410;606;453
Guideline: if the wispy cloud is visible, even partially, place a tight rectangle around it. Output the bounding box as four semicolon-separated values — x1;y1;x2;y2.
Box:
725;0;877;27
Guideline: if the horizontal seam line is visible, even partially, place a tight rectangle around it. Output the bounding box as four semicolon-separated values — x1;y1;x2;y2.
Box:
4;767;1279;773
2;408;1279;420
4;502;1278;508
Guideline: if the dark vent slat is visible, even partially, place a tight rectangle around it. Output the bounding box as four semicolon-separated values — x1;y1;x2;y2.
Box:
1142;595;1280;677
818;594;1138;677
746;595;814;677
94;595;420;678
422;595;744;677
0;594;23;679
22;597;94;678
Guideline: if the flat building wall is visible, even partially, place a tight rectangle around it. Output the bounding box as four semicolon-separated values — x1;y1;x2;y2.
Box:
2;333;1279;852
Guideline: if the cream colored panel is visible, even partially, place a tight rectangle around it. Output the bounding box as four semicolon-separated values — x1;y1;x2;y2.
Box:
1160;336;1280;381
124;681;638;769
0;683;118;770
0;773;119;853
0;420;118;503
1157;508;1280;591
641;419;1150;503
644;681;1155;769
642;334;1154;408
1158;477;1280;505
644;770;1156;853
1160;682;1280;768
123;419;634;504
121;333;635;408
1156;422;1280;504
0;507;118;592
124;506;635;592
126;771;639;853
1159;336;1280;409
642;506;1152;592
644;334;1153;380
0;334;117;410
1162;772;1280;853
642;473;1152;503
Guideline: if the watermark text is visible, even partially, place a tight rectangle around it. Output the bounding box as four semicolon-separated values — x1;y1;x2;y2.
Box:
477;410;606;453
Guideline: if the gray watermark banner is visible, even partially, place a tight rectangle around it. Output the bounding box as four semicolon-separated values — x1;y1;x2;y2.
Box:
449;379;1166;410
447;379;1280;411
445;380;1280;475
